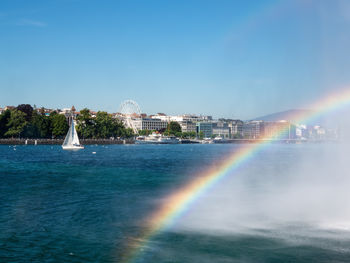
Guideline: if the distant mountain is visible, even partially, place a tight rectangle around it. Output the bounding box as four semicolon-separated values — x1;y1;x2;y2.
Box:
252;109;314;123
252;109;341;127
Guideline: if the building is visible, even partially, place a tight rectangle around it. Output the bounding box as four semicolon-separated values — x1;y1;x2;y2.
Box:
314;126;326;139
212;122;230;138
227;120;244;138
196;122;213;138
242;121;264;139
263;121;296;139
151;114;172;122
150;114;212;123
36;107;55;116
180;121;197;133
296;124;308;139
133;118;168;131
4;106;15;111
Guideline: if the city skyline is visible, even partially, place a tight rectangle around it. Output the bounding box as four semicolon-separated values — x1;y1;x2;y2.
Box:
1;0;350;119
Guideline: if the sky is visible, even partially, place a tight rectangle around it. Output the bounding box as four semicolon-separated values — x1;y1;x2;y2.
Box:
1;0;350;119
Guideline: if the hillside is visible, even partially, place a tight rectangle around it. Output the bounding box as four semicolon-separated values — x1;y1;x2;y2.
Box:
252;109;341;127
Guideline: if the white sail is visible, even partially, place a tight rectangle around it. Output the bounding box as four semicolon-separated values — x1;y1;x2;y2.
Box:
71;120;80;145
62;118;84;150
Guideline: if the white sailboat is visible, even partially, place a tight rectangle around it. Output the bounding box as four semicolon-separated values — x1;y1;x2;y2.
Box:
62;118;84;150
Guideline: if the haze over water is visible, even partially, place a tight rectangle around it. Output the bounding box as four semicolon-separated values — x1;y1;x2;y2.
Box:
1;143;350;262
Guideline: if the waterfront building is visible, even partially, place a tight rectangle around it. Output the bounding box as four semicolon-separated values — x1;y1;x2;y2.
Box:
263;121;296;139
227;120;244;138
133;118;168;131
212;122;230;138
151;114;172;122
242;121;264;139
150;114;212;124
180;120;197;133
296;124;308;139
196;122;213;138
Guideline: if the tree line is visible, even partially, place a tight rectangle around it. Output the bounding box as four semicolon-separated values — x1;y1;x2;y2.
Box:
0;104;134;139
75;108;134;139
0;105;211;140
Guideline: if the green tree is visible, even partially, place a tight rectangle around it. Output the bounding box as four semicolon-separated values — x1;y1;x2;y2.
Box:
95;111;115;138
51;114;68;138
0;109;11;138
31;112;51;138
112;118;128;137
232;133;243;139
5;109;28;138
198;131;204;139
17;104;33;122
181;131;196;139
122;128;135;138
167;121;182;135
138;129;154;136
76;108;96;138
189;131;196;138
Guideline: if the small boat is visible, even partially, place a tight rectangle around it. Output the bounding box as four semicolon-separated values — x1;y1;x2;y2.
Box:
135;133;180;144
201;138;213;144
213;136;228;143
62;118;84;150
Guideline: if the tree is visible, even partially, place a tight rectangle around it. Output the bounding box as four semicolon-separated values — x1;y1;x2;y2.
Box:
181;131;196;139
76;108;96;138
198;131;204;139
95;111;114;138
5;109;28;138
39;107;46;115
232;133;243;139
112;118;128;137
0;109;11;138
51;114;68;138
31;112;51;138
189;131;196;138
17;104;33;122
138;129;154;136
122;128;134;138
167;121;182;135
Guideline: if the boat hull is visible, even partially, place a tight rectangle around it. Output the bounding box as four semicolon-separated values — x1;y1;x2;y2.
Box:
135;140;179;144
135;140;180;144
62;145;84;150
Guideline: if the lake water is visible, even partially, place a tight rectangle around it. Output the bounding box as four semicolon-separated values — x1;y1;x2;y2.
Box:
1;144;350;262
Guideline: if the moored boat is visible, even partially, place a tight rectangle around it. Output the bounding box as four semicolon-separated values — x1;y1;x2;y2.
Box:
135;133;179;144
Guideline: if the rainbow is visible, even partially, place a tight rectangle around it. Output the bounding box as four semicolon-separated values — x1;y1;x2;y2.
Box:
123;88;350;262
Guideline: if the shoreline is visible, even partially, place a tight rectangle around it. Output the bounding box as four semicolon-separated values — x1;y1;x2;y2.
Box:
0;138;134;145
0;138;337;145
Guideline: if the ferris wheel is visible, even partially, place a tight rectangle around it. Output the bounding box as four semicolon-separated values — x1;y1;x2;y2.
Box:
119;99;141;116
118;99;141;133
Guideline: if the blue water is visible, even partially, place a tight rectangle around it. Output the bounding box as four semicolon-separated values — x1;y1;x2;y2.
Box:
1;144;350;262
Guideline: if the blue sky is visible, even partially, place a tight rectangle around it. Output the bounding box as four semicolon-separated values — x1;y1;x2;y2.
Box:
1;0;350;119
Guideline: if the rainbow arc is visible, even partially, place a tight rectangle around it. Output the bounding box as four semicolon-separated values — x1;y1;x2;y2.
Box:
124;88;350;263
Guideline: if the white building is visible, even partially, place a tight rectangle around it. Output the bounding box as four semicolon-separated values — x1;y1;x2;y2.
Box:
212;122;230;138
133;118;168;131
180;121;196;133
296;124;308;139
